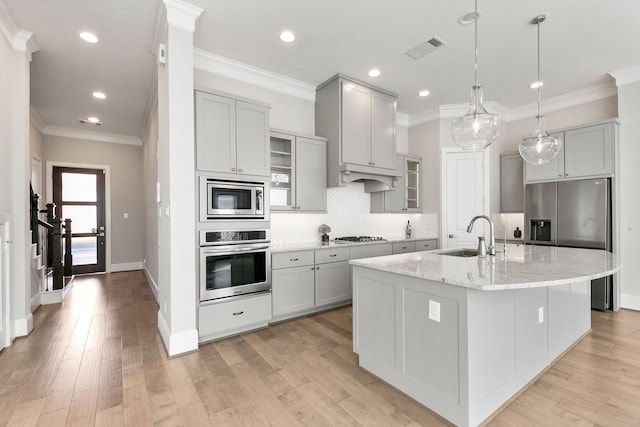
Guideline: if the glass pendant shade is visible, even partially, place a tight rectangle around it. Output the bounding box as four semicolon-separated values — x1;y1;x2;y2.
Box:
451;85;502;151
519;115;561;165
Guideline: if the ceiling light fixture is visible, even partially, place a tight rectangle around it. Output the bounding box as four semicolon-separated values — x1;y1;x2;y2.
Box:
450;0;502;151
280;31;295;43
368;69;381;77
529;81;543;89
79;31;99;43
418;90;430;97
92;91;106;99
458;10;479;25
87;116;100;123
519;14;561;165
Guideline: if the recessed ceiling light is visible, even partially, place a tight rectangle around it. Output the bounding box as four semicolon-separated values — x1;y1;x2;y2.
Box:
79;32;99;43
458;11;479;25
87;116;100;123
280;31;295;43
368;69;381;77
79;117;102;126
92;91;106;99
418;90;430;97
529;81;544;89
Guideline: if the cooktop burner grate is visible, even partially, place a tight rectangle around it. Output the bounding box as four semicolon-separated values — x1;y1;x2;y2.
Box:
334;236;386;242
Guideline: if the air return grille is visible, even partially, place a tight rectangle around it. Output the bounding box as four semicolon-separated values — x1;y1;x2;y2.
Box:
405;37;446;60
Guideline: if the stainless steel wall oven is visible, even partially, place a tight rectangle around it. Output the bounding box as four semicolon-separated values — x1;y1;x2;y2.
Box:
199;229;271;302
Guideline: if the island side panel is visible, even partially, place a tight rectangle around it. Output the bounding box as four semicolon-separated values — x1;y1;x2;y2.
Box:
548;280;591;362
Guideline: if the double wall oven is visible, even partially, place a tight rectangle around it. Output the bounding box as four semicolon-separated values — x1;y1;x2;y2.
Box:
198;174;271;303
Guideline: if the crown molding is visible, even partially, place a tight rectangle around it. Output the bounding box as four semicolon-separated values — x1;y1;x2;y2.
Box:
194;48;317;102
30;106;45;132
505;82;617;122
42;126;142;146
397;112;409;128
609;63;640;87
163;0;203;32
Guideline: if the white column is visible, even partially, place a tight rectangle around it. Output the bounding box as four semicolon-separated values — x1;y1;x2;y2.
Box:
156;0;203;356
610;64;640;310
10;30;36;338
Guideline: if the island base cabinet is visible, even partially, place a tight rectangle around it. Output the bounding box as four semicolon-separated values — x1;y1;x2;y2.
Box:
352;266;590;427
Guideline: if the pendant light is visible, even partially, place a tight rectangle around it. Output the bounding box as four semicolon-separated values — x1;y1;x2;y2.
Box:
451;0;502;151
519;14;561;165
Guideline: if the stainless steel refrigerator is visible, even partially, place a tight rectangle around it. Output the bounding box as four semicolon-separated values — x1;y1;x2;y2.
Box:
525;178;612;310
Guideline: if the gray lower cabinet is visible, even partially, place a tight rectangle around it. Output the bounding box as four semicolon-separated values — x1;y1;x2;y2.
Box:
392;241;416;254
195;89;270;177
271;247;350;320
349;242;393;259
415;239;437;251
198;293;272;343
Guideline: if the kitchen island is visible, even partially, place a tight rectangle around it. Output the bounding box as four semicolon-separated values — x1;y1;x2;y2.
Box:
350;244;620;427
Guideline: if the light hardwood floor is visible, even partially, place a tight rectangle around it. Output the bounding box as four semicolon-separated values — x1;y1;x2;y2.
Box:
1;271;639;426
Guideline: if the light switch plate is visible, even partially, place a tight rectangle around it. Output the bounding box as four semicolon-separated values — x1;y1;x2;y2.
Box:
429;300;441;322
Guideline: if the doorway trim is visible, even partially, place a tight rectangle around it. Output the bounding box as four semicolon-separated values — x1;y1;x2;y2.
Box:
46;161;112;273
440;147;491;248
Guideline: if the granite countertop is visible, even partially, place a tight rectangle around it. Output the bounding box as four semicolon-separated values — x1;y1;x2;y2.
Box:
349;244;621;291
271;236;438;253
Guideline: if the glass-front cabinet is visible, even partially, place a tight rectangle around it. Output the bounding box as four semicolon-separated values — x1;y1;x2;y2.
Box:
370;153;422;213
270;130;327;212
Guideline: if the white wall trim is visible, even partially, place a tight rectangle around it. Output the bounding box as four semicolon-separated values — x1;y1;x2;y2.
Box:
158;310;199;356
610;63;640;87
194;48;317;102
30;292;40;313
45;161;112;274
143;266;158;302
13;312;32;337
42;126;142;146
621;294;640;311
111;261;143;272
163;0;203;32
40;290;62;305
30;106;45;132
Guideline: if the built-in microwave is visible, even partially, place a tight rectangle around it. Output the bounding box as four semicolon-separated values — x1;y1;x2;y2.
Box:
200;177;265;220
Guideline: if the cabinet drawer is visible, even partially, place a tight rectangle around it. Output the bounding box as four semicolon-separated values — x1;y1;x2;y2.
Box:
350;242;393;260
392;241;416;254
199;294;271;337
272;250;314;269
415;239;438;251
315;246;350;264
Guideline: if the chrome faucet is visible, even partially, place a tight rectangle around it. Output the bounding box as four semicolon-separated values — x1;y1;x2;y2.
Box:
466;215;495;256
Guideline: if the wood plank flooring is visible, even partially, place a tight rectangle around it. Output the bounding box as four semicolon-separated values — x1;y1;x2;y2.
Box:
1;271;639;426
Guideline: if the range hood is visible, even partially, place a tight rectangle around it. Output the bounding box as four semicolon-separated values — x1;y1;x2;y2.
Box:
338;164;402;192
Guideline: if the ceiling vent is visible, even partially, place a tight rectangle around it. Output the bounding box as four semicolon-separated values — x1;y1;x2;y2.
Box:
405;37;446;60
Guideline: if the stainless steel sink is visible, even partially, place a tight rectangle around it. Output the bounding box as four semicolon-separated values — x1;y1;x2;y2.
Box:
438;249;478;257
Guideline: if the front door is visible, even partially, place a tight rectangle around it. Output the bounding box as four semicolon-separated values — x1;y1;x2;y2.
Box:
442;150;487;249
53;166;106;274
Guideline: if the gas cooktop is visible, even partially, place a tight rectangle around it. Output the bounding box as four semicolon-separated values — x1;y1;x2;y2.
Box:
334;236;387;243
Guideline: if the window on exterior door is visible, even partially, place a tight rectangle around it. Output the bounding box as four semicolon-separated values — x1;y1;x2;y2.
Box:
53;167;106;274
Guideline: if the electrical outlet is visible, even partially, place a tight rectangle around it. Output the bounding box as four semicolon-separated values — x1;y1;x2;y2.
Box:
123;212;128;219
538;306;544;324
429;300;441;322
163;300;167;314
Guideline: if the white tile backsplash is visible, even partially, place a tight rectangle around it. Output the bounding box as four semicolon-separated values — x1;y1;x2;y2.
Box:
271;182;439;243
491;213;525;240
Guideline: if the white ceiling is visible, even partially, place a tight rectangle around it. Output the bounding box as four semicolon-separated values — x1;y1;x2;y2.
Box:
3;0;640;142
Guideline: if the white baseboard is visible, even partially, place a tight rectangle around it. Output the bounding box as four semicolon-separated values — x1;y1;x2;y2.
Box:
111;261;144;272
30;292;41;313
41;289;63;305
157;310;199;357
621;293;640;311
143;267;158;302
13;313;33;337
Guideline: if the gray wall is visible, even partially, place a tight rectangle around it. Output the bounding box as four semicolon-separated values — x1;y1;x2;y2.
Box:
142;105;159;293
42;135;144;266
0;34;11;215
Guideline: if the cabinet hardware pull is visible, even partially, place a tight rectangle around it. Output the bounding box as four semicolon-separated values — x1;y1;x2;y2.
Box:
231;167;236;171
290;257;299;261
402;246;407;249
238;168;243;172
232;311;244;316
329;254;337;257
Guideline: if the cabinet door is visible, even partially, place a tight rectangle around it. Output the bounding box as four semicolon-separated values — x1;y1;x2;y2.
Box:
500;153;524;213
315;261;351;307
415;239;438;251
272;266;315;317
295;137;327;211
524;132;565;183
405;157;421;211
270;132;295;211
370;91;397;170
564;123;613;178
383;156;405;212
195;91;236;173
236;101;270;177
392;241;416;254
341;81;371;166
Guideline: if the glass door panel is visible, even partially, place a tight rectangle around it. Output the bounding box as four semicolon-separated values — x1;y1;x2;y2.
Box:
270;134;294;209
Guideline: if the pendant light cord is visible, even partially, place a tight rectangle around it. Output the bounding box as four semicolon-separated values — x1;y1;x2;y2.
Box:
536;18;541;119
474;0;479;87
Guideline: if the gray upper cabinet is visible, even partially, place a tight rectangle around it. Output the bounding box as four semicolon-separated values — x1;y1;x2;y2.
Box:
500;153;524;213
524;121;616;183
270;130;327;212
195;90;270;177
370;154;422;213
316;74;398;187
